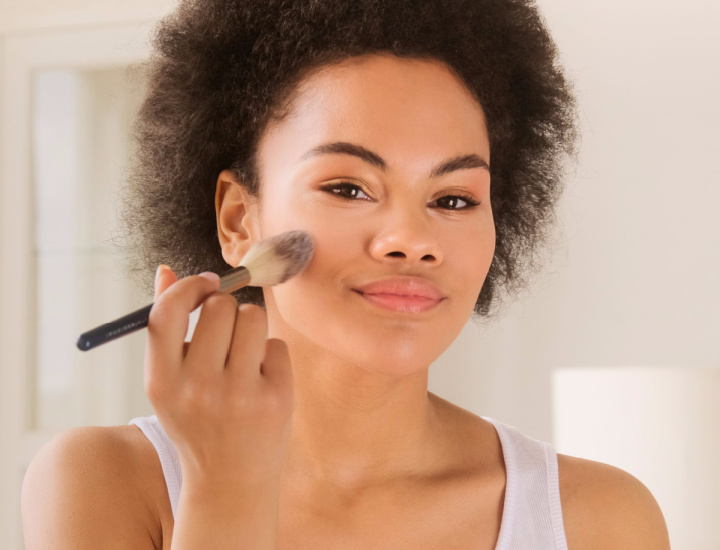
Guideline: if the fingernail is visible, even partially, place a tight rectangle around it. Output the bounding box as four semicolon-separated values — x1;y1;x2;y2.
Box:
199;271;220;284
154;265;165;296
156;264;169;282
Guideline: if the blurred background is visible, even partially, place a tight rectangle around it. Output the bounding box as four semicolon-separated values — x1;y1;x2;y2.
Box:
0;0;718;548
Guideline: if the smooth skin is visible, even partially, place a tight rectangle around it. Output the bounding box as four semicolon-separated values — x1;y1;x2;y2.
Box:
21;53;671;549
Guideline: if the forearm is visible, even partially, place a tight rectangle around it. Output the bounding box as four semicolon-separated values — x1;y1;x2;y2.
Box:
171;477;280;550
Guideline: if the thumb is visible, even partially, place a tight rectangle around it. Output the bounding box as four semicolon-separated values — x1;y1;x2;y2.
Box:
154;264;178;300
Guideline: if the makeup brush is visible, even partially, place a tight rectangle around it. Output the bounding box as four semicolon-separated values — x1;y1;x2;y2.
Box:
76;229;314;352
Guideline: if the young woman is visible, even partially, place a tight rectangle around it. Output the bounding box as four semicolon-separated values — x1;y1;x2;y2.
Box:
22;0;670;548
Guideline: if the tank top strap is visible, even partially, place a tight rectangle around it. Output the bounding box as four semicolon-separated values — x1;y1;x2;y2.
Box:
129;415;183;517
481;416;568;550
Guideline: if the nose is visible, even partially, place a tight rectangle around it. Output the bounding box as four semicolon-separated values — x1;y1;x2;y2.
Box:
367;205;444;265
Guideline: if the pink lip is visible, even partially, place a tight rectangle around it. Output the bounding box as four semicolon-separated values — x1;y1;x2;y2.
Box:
353;276;446;300
354;291;443;313
351;276;447;314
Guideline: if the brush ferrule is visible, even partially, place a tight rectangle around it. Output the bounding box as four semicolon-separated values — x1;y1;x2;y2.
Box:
218;265;252;293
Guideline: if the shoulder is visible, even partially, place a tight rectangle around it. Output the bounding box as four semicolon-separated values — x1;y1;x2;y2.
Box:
557;453;671;550
22;425;167;549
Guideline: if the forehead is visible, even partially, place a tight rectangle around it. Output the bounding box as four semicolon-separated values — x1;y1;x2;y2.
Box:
257;54;490;170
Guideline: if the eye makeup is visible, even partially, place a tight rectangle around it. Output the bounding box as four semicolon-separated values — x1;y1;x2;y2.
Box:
318;181;481;211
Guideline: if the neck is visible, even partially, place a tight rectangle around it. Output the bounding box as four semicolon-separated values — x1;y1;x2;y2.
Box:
274;329;445;493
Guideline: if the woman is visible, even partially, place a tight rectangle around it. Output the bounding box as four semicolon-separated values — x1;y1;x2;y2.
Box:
22;0;670;548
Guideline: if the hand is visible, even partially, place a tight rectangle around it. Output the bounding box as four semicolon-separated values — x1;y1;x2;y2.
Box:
144;265;295;487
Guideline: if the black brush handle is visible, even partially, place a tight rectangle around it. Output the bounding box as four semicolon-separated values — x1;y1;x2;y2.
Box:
76;265;251;352
76;303;153;351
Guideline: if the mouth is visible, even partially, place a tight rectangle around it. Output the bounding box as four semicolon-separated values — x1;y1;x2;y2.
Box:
352;289;444;314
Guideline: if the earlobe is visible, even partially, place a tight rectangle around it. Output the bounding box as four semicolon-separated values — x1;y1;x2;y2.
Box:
220;240;246;268
215;169;259;268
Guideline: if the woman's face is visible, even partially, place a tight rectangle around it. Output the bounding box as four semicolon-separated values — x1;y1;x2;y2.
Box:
228;54;494;376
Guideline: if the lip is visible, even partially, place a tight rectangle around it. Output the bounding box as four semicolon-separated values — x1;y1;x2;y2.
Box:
352;276;447;314
353;276;447;300
353;291;443;313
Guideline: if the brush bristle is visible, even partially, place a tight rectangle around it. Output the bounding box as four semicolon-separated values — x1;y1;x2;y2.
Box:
239;230;314;286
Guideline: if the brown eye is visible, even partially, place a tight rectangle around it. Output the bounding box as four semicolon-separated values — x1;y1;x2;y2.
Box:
319;182;371;201
432;194;480;210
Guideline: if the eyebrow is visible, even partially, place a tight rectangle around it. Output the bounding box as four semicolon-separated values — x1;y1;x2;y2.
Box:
299;141;490;178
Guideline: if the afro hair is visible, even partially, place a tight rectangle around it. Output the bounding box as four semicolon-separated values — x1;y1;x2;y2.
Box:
118;0;579;322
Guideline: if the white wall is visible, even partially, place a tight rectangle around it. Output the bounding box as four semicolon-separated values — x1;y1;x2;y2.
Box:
431;0;720;443
553;366;720;549
0;0;173;33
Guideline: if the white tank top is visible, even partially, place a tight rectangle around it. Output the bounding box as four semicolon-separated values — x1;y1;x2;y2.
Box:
129;414;568;549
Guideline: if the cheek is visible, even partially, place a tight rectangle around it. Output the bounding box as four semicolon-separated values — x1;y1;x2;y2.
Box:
257;187;364;314
440;230;495;322
444;217;495;282
261;212;360;327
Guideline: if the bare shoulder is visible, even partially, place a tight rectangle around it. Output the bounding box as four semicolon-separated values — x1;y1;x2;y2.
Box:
557;453;671;550
22;424;169;550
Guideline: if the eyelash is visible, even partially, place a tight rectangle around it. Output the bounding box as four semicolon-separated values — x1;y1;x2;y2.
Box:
319;182;480;211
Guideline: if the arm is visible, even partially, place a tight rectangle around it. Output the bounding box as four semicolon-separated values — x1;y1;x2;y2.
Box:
21;427;158;550
560;455;671;550
595;466;671;550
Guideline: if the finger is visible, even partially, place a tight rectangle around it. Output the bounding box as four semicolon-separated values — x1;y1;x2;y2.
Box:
226;303;269;380
261;338;293;389
154;264;178;300
155;267;210;359
184;292;239;375
147;271;220;371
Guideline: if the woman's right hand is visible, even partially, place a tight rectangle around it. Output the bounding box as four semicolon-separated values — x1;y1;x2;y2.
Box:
144;264;295;487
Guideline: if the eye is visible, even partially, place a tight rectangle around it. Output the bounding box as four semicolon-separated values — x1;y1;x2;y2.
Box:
319;182;480;211
319;182;371;201
432;194;480;210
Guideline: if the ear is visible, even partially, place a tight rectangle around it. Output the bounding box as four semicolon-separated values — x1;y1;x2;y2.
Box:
215;169;261;268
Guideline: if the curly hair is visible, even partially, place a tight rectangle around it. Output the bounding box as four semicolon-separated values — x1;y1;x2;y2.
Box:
118;0;579;323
